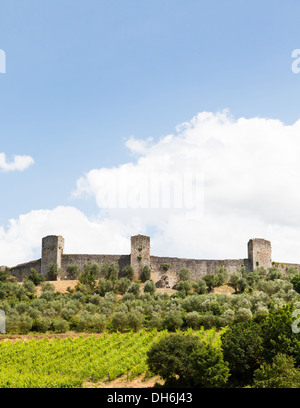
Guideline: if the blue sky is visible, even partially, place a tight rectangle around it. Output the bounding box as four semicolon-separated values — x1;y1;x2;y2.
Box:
1;0;300;265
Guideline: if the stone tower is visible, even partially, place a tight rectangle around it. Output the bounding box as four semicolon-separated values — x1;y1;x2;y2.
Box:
130;234;150;279
248;238;271;271
41;235;64;277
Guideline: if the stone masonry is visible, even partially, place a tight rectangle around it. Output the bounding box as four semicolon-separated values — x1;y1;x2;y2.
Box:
9;234;300;285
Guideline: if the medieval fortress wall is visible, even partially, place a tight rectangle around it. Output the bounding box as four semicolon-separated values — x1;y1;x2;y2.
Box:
9;234;300;286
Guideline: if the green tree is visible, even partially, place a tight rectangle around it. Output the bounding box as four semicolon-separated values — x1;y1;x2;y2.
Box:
147;334;229;387
203;274;216;291
163;311;183;331
229;272;241;293
291;274;300;293
111;312;128;332
79;263;100;286
178;268;191;282
97;278;114;297
47;263;60;281
106;263;119;281
114;277;131;294
66;264;80;280
126;283;140;296
192;280;207;294
221;320;264;383
253;354;300;388
127;310;144;331
176;281;191;297
26;268;45;286
122;265;135;281
140;265;151;283
261;304;300;365
144;279;156;295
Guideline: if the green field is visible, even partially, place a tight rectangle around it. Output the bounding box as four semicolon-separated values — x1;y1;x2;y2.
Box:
0;328;221;388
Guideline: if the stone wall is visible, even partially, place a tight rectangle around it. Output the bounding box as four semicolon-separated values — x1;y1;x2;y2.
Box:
61;254;130;278
150;256;249;287
9;234;298;284
11;259;41;281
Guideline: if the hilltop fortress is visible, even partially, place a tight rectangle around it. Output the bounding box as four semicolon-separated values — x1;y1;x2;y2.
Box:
9;235;300;287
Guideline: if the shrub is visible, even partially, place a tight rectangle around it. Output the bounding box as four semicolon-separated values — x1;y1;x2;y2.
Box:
266;268;282;281
203;274;216;291
27;268;45;286
163;310;183;331
144;280;156;295
140;265;151;283
253;354;300;388
47;263;60;281
176;281;191;296
291;274;300;294
221;320;264;383
126;283;140;296
127;310;144;331
185;311;202;329
147;334;229;387
89;315;106;332
229;272;241;293
66;264;80;280
53;318;69;333
111;312;128;332
178;268;191;282
114;277;131;295
79;263;100;286
234;307;253;323
97;278;114;297
40;290;55;302
32;317;52;333
22;279;37;295
122;265;135;281
192;280;207;294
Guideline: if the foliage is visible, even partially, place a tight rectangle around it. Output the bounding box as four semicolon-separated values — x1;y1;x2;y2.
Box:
140;265;151;283
144;280;156;295
221;320;264;382
178;268;191;282
147;333;229;387
291;274;300;294
27;268;45;286
79;263;100;286
66;264;80;280
253;354;300;388
47;263;60;281
261;305;300;365
122;265;135;281
192;280;207;294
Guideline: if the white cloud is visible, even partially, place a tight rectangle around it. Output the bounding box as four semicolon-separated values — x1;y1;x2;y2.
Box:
3;110;300;267
0;153;34;172
0;206;142;266
74;110;300;264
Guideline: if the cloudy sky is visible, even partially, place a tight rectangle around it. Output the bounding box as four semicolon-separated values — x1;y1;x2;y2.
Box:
1;0;300;266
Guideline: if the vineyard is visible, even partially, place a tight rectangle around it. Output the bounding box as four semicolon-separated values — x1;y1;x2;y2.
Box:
0;328;222;388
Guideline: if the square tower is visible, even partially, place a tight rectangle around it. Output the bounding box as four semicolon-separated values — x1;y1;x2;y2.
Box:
248;238;271;271
130;234;150;279
41;235;64;277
